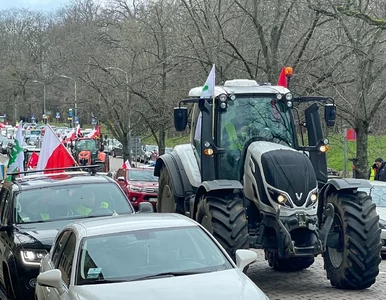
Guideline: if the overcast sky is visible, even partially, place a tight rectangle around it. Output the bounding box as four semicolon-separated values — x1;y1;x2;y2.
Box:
0;0;67;11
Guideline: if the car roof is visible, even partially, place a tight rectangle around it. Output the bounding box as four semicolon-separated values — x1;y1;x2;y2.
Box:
8;172;115;191
71;213;198;238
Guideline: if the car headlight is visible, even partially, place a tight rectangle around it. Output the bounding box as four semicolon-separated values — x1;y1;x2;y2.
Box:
21;249;48;266
129;185;142;192
379;219;386;230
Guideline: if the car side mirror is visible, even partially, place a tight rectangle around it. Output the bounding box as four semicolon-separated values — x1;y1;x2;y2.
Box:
235;249;257;273
37;269;65;295
117;176;125;182
138;202;154;213
174;107;188;131
324;103;336;127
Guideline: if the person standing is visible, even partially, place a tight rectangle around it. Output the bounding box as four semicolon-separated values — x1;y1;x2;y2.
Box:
374;158;386;181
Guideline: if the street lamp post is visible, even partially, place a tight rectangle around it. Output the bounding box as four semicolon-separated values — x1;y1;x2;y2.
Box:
32;80;46;124
106;67;131;162
59;75;77;128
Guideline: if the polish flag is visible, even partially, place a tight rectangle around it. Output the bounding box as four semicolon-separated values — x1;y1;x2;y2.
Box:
76;125;82;138
277;67;288;88
88;124;101;139
122;160;131;169
37;125;77;173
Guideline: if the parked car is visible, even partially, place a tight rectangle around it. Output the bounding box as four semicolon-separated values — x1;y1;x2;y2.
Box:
0;170;136;300
115;167;158;211
358;180;386;257
35;214;268;300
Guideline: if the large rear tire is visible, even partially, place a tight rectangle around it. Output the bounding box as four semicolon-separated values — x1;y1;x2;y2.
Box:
196;192;249;260
157;167;184;214
265;249;314;271
323;191;381;289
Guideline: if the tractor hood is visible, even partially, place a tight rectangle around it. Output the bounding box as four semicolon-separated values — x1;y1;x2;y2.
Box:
248;141;317;206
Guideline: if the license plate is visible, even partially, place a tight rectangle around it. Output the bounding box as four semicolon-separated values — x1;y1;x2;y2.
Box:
149;198;158;202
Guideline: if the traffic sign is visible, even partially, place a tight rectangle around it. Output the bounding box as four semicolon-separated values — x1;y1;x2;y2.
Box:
31;115;36;120
56;112;60;119
68;109;73;117
43;114;46;119
74;116;79;124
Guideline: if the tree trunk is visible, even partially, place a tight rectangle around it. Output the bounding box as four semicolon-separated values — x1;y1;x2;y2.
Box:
158;127;166;156
355;121;369;179
122;134;130;163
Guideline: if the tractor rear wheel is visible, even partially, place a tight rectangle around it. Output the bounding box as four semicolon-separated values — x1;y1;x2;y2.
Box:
265;249;314;271
323;191;381;289
157;167;184;214
196;192;249;260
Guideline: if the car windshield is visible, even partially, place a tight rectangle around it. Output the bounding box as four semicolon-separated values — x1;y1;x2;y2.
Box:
358;185;386;207
128;170;158;182
15;183;133;224
76;226;232;285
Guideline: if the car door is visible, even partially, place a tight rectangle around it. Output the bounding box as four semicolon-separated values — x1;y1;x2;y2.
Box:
51;232;77;300
0;187;10;289
40;231;72;300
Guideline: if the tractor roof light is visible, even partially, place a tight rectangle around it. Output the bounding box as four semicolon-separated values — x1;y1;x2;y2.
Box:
285;67;294;77
286;101;293;108
230;94;236;101
323;138;329;145
219;94;228;102
285;93;293;101
276;93;283;100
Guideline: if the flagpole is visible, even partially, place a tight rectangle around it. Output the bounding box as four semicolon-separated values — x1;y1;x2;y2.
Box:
343;128;347;178
211;64;215;140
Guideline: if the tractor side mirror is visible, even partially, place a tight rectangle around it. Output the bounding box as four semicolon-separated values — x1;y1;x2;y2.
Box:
324;104;336;127
174;107;188;131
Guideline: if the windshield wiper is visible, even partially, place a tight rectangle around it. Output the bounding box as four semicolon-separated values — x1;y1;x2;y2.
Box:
129;271;208;282
86;279;128;285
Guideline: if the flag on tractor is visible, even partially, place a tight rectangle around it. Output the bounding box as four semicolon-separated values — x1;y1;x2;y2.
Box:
27;152;39;169
6;121;24;181
122;160;131;169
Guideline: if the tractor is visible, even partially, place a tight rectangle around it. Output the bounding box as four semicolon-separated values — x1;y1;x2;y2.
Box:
154;74;381;290
72;137;109;172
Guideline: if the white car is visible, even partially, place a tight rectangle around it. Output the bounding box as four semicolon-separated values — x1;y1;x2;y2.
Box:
35;214;269;300
358;180;386;256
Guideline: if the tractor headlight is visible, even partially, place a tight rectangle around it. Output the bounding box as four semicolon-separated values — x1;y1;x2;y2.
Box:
21;250;47;266
268;188;292;207
276;93;283;100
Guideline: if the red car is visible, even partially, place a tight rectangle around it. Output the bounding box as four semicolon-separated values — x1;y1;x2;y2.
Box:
115;167;158;211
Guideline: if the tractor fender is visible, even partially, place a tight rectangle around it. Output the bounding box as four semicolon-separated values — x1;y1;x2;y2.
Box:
192;180;244;219
154;152;194;199
98;151;106;162
317;178;372;221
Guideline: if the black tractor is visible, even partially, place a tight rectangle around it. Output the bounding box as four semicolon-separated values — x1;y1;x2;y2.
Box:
154;74;381;290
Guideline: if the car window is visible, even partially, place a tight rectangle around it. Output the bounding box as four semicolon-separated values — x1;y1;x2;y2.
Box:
52;231;72;268
58;233;77;287
359;186;386;207
76;226;232;285
15;183;133;224
128;170;158;182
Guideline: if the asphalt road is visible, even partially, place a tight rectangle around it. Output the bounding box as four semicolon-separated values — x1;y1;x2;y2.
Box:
2;154;385;299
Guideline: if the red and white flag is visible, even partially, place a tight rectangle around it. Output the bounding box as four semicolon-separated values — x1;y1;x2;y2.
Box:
37;125;77;173
122;160;131;169
27;152;39;169
88;124;101;139
76;124;82;138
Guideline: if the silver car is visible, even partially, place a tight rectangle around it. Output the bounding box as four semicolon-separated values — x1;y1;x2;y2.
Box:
358;180;386;257
35;214;269;300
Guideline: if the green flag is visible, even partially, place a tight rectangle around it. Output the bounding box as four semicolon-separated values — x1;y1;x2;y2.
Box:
6;122;24;181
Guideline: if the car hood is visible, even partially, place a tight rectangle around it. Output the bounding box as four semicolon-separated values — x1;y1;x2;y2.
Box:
377;207;386;221
15;219;80;250
128;181;158;188
72;269;268;300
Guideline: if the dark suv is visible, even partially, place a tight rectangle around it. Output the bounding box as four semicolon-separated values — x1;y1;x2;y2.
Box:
0;171;136;300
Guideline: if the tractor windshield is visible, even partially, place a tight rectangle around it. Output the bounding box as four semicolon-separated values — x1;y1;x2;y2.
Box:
76;139;97;153
219;95;294;180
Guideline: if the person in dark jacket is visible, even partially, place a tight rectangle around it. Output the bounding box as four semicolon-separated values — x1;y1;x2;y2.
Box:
374;158;386;181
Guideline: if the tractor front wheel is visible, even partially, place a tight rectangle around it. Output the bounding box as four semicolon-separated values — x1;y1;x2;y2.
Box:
323;191;381;289
196;192;249;261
